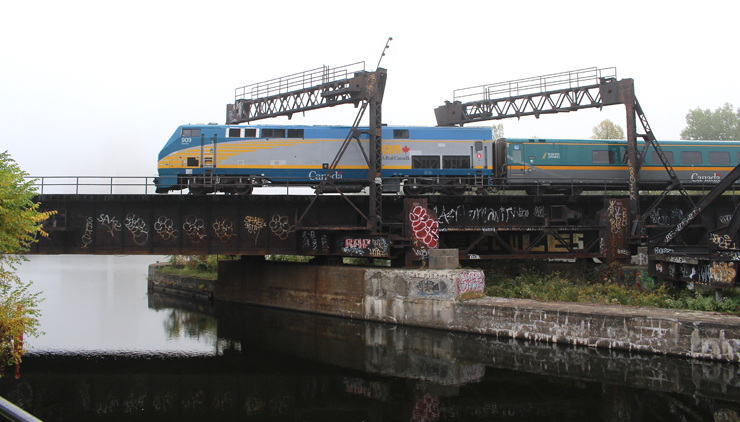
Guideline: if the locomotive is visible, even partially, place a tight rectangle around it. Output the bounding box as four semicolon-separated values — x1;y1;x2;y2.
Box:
155;124;740;194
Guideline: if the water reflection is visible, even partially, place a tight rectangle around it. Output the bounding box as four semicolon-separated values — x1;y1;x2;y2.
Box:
1;256;739;421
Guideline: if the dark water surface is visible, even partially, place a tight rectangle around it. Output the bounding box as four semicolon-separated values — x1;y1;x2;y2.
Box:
1;256;739;421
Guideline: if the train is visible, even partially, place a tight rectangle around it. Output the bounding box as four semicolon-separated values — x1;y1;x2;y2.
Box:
154;123;740;195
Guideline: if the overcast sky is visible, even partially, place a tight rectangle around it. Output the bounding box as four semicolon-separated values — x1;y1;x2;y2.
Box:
2;0;738;177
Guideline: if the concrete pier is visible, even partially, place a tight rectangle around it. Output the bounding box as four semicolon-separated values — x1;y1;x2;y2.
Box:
149;260;740;363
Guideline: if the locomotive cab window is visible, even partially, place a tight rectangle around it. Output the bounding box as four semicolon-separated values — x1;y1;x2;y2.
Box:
592;150;615;164
228;128;241;138
287;129;304;138
709;151;730;165
393;130;409;139
680;151;702;165
412;155;440;169
244;128;257;138
650;151;674;164
442;155;471;169
182;128;201;137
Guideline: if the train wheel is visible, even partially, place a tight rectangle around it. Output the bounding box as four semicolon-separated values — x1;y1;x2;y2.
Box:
234;184;253;195
448;185;467;196
188;177;207;195
189;185;205;195
403;183;424;195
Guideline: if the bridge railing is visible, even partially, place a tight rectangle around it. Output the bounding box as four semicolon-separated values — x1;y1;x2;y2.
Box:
27;176;157;195
26;175;734;197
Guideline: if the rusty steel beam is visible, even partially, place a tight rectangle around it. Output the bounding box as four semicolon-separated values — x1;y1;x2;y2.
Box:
435;67;617;127
29;193;735;270
653;162;740;247
226;63;368;124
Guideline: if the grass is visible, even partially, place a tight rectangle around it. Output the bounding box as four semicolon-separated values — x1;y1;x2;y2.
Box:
483;261;740;316
157;265;217;280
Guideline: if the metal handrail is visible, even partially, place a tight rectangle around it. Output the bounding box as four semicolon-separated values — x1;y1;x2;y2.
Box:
234;62;365;102
27;176;156;195
453;67;617;103
26;175;733;197
0;396;42;422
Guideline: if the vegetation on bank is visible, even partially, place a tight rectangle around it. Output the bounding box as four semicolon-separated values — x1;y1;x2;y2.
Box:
483;261;740;316
159;255;225;280
0;151;54;373
160;255;740;316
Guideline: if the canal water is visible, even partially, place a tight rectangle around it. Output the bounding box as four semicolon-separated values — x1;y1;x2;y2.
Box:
0;256;738;421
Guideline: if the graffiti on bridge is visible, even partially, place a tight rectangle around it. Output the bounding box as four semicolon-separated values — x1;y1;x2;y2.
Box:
243;216;266;244
154;216;178;241
410;206;438;249
269;215;294;240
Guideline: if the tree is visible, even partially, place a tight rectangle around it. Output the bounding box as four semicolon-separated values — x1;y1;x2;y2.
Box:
591;119;625;140
492;123;504;140
0;151;52;371
680;103;740;140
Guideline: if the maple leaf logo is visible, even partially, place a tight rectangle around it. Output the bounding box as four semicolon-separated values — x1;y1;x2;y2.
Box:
402;145;409;153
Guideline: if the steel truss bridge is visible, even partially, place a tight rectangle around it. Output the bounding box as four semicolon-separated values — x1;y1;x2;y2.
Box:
27;62;740;289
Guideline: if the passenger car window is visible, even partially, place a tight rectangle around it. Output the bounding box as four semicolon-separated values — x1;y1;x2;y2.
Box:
650;151;674;164
412;155;440;169
680;151;702;165
709;151;730;165
592;150;615;164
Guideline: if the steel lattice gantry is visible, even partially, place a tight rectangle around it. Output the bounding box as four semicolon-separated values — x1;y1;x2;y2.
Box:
434;67;692;242
226;63;388;232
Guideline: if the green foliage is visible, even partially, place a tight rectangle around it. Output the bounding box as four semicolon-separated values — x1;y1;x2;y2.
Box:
664;288;740;314
483;261;740;315
163;255;237;279
265;255;312;263
0;151;51;370
343;257;391;267
590;119;625;140
158;265;217;280
680;103;740;140
492;124;505;141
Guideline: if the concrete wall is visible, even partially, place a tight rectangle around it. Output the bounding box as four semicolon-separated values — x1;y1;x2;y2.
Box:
216;259;367;318
199;260;740;363
148;263;215;301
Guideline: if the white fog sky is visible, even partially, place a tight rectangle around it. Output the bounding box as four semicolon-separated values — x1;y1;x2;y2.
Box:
2;0;738;177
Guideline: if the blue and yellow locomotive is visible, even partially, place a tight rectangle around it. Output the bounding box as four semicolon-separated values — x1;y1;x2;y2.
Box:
154;123;740;194
155;124;492;194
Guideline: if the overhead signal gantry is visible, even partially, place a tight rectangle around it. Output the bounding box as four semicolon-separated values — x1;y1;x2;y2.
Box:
434;67;693;240
226;41;391;233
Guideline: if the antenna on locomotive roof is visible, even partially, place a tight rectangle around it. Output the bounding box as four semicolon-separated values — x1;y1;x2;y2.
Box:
376;37;393;69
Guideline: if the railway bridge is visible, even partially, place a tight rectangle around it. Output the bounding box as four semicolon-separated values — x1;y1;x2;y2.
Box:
23;60;740;290
28;179;740;289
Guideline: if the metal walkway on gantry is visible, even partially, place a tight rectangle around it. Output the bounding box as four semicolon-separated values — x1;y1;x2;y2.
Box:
226;61;387;234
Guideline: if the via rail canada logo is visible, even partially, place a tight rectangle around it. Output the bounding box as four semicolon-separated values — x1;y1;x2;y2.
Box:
383;145;410;160
691;172;721;181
